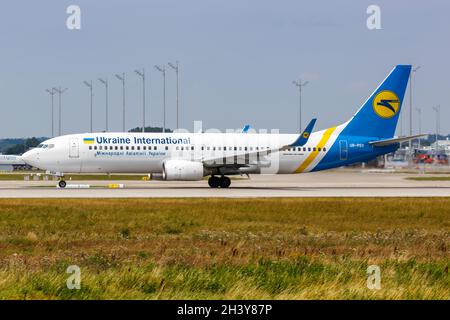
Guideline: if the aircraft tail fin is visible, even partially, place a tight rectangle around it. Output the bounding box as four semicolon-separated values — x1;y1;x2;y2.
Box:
342;65;411;139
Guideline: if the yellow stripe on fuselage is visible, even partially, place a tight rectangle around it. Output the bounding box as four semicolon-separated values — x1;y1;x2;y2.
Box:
294;126;337;173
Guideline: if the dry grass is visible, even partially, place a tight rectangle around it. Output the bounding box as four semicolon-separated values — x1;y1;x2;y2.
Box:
0;198;448;299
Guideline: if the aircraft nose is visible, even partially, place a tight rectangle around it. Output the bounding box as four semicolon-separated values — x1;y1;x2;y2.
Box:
21;150;38;167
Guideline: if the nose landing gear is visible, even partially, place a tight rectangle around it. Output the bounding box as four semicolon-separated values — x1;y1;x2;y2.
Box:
208;175;231;188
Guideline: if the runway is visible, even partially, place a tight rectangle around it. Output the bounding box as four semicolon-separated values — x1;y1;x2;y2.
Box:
1;170;450;198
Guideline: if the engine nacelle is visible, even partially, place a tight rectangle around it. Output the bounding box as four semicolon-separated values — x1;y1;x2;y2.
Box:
155;160;205;181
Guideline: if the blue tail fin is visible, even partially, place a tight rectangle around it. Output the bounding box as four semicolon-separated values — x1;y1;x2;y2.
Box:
342;65;411;139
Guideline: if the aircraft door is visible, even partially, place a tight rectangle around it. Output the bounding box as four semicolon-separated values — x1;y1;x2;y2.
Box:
339;140;348;161
69;138;80;158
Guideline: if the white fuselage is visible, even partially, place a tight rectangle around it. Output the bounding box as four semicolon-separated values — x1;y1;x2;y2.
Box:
21;127;347;177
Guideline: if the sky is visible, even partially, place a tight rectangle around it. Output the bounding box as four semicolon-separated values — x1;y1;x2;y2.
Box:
0;0;449;138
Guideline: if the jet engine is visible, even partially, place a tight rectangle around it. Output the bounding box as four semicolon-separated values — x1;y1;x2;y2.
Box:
151;160;205;181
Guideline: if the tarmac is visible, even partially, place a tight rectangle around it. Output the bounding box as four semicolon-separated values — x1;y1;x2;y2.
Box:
0;170;449;198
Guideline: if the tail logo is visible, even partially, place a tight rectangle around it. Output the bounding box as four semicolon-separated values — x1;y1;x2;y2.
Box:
303;132;310;139
373;90;400;119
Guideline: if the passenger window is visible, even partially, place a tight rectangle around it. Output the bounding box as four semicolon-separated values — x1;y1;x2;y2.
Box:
234;147;237;151
308;148;311;151
191;146;194;150
313;147;316;151
94;146;97;150
244;147;247;151
224;147;227;151
318;147;321;151
303;147;306;151
126;146;129;150
323;147;327;152
131;146;135;150
154;146;157;150
165;146;168;150
89;146;92;150
115;146;118;150
120;146;123;150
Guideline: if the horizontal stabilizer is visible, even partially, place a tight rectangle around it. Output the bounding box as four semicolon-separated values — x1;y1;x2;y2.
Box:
369;134;426;147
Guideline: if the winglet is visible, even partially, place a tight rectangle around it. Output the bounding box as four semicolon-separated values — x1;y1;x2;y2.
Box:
289;118;317;147
241;125;251;133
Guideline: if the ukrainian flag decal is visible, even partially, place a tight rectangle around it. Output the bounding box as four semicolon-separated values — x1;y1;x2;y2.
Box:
83;138;95;144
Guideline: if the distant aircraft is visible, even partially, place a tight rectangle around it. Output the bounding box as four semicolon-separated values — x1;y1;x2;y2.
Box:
0;154;26;171
22;65;421;188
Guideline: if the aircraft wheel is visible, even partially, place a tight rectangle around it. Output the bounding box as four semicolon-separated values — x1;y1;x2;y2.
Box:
208;176;220;188
219;176;231;188
58;180;67;188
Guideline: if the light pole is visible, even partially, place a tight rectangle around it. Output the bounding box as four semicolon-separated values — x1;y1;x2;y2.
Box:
53;87;67;136
409;66;421;157
292;79;309;131
115;73;126;132
83;80;93;132
135;69;146;132
46;88;56;137
155;65;166;133
432;105;440;151
98;78;109;132
168;61;179;129
415;107;421;149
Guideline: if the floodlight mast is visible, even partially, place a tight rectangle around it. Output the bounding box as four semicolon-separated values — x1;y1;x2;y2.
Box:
168;61;180;129
415;107;422;149
115;73;126;132
292;79;309;132
98;78;109;132
52;87;67;136
155;65;166;133
135;69;146;132
83;80;93;133
45;88;56;137
409;65;421;158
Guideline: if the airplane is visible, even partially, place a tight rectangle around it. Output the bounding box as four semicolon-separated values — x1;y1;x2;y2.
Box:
21;65;421;188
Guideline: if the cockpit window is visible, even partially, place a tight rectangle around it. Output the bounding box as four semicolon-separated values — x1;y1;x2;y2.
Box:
36;143;55;149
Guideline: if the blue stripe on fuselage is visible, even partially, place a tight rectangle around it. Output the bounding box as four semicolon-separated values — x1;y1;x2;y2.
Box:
312;134;398;171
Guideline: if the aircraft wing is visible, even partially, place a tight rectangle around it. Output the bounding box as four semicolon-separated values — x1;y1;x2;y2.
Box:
369;134;426;147
202;118;317;168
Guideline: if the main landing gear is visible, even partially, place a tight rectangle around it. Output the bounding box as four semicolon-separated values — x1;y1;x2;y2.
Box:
58;179;66;188
208;175;231;188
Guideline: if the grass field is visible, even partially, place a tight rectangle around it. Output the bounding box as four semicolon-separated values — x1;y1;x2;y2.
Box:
406;176;450;181
0;198;448;300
